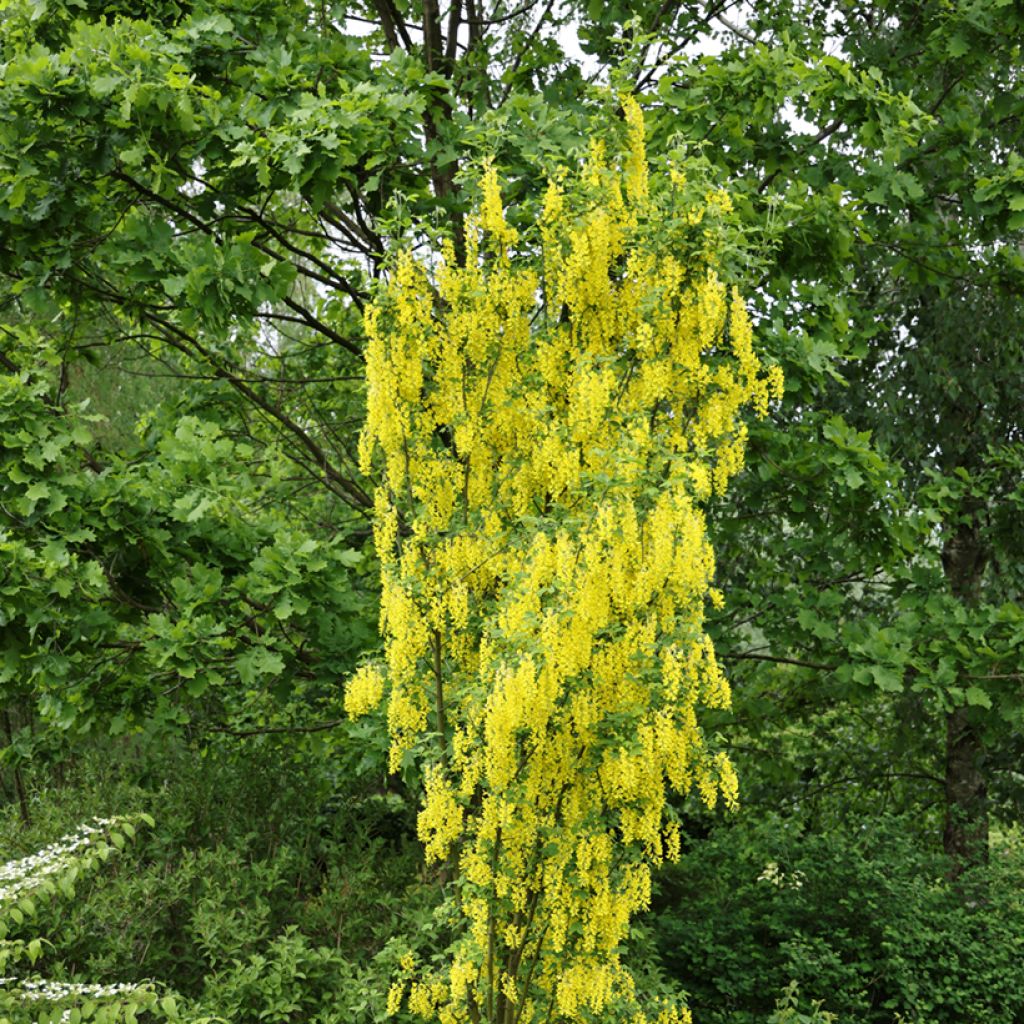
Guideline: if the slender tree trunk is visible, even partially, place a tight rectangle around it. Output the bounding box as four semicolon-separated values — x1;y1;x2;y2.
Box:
421;0;465;260
941;518;988;877
2;708;31;827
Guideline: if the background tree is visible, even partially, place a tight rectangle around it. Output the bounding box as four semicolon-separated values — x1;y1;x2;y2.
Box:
631;0;1024;873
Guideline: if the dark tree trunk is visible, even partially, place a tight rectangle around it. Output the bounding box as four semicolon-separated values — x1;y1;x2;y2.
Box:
2;707;31;827
943;706;988;872
940;519;989;877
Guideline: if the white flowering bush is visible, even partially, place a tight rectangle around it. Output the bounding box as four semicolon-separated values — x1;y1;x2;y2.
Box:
0;815;190;1023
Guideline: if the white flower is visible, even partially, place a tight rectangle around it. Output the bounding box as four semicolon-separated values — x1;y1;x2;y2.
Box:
1;817;153;1012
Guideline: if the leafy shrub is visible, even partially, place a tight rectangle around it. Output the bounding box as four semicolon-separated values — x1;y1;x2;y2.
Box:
0;815;181;1024
652;813;1024;1023
0;736;435;1022
198;927;387;1024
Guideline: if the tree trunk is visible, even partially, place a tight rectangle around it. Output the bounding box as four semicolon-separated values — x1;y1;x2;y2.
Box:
2;707;31;827
943;706;988;871
940;519;988;877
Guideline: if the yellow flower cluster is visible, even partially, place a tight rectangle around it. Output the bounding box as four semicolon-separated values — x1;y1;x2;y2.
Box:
354;96;782;1024
343;663;385;719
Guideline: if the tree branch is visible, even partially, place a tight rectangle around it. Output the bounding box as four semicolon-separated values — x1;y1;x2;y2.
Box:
720;652;837;672
207;718;345;737
141;310;371;509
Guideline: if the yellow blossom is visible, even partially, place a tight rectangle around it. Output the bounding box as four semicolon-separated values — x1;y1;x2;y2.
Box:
357;98;780;1024
344;663;385;718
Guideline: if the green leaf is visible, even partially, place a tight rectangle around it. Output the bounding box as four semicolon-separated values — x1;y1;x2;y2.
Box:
946;34;970;58
337;548;363;567
236;647;285;685
870;665;904;692
162;275;188;298
7;179;27;209
90;74;121;97
965;685;992;709
185;674;208;697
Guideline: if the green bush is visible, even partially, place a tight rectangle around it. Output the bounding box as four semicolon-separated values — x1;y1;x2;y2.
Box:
198;927;372;1023
652;813;1024;1023
0;736;436;1022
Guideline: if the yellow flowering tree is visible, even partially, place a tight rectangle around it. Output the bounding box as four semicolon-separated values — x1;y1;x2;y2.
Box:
350;98;783;1024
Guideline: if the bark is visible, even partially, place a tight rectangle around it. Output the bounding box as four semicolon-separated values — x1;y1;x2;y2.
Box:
940;518;989;877
943;706;988;872
2;708;31;827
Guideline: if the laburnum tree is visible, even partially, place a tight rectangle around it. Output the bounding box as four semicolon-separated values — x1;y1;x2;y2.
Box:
347;100;783;1024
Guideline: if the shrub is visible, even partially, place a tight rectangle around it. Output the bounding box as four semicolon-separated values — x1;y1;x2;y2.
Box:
652;813;1024;1023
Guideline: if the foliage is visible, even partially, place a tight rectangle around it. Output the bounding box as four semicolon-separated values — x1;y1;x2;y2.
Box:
646;0;1024;870
0;335;376;752
652;813;1024;1024
0;0;1022;1020
0;740;438;1023
766;983;836;1024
